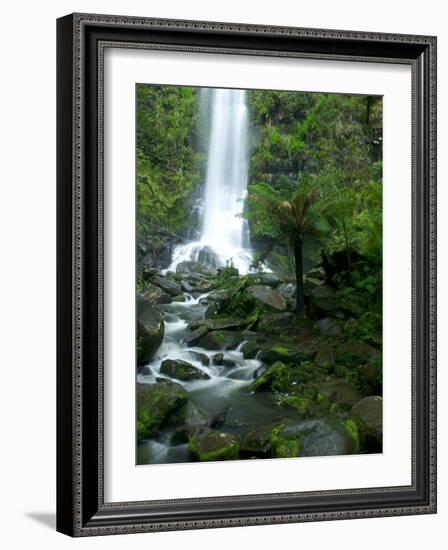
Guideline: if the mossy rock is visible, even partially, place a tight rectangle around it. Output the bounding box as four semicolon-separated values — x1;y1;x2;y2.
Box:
249;361;291;393
136;298;165;365
278;395;311;417
188;428;240;462
160;359;210;381
136;381;188;440
271;417;360;459
198;330;242;350
257;312;295;334
351;396;382;452
166;399;208;429
240;426;273;457
335;340;376;366
314;346;335;371
260;346;314;365
241;340;262;359
317;379;362;410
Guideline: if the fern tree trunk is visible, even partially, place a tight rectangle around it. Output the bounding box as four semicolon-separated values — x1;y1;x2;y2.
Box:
294;238;305;320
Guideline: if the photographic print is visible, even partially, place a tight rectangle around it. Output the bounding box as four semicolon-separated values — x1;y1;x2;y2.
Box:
136;83;383;465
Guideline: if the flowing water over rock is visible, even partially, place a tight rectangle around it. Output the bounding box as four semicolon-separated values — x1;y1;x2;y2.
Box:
169;88;253;274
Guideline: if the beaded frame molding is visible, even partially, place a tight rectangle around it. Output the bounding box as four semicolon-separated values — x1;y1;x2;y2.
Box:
56;13;437;537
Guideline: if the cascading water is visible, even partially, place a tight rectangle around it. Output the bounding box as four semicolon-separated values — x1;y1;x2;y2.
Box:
169;88;253;274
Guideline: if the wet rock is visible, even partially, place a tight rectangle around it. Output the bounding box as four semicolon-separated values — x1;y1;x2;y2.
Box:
136;381;189;440
240;426;273;457
257;312;295;334
241;340;262;359
160;359;210;381
212;353;224;365
176;260;214;276
318;379;361;410
249;361;291;393
222;358;237;368
185;351;210;366
136;298;165;365
152;275;182;296
271;417;359;458
188;428;240;461
182;325;208;346
167;399;209;429
138;365;152;375
199;330;242;350
335;340;376;365
352;396;382;450
253;365;268;379
246;285;286;311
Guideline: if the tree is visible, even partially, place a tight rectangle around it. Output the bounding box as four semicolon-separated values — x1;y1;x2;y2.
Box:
248;183;329;319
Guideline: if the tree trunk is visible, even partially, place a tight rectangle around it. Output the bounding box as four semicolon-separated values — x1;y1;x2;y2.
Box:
294;239;305;320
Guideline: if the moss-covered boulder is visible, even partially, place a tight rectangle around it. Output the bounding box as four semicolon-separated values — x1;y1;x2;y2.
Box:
240;426;273;457
277;395;311;417
160;359;210;381
271;417;360;458
259;345;314;365
167;399;209;429
317;379;361;410
198;330;242;350
241;340;262;359
351;396;382;451
310;285;339;314
314;346;335;371
176;260;215;276
136;381;189;440
188;428;240;461
182;325;208;346
335;340;376;366
249;361;291;393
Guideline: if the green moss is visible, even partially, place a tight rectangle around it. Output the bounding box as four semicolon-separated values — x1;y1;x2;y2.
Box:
344;419;360;453
249;361;291;393
271;425;301;458
278;396;310;417
188;431;240;461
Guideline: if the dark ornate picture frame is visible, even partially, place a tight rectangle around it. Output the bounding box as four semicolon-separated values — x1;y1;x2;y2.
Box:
57;13;437;537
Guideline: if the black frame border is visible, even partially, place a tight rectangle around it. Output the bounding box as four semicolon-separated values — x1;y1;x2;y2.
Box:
57;13;437;537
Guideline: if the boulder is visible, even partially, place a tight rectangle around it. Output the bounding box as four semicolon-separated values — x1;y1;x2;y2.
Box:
315;317;341;336
257;312;295;334
180;280;194;293
182;325;208;346
240;426;273;457
258;273;282;287
357;355;382;395
136;381;189;440
241;340;262;359
271;417;359;458
199;330;242;350
160;359;210;381
318;379;361;410
351;396;382;450
184;351;210;366
277;395;311;417
335;340;376;365
152;275;182;296
246;285;287;311
276;283;296;299
212;353;224;365
176;260;214;276
259;345;314;365
310;285;339;313
249;361;291;393
188;428;240;461
136;298;165;365
206;318;244;331
167;399;209;429
305;266;325;280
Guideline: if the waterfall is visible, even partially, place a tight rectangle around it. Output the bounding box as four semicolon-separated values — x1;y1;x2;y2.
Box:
169;88;253;274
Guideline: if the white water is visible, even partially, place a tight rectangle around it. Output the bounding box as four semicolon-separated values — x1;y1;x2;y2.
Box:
169;88;253;274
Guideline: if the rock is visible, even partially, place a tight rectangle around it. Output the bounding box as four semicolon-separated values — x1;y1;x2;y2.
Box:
253;365;269;379
259;346;314;365
318;379;361;410
222;358;237;368
188;428;240;461
212;353;224;365
352;396;382;450
259;273;282;287
205;289;231;303
136;381;189;440
160;359;210;381
141;284;164;303
276;283;296;299
180;280;194;293
241;340;262;359
314;346;335;370
152;275;182;296
167;399;209;429
357;355;382;395
315;317;341;336
206;318;244;331
199;330;242;350
249;361;291;393
173;294;186;302
306;266;325;280
184;351;210;366
335;340;376;365
246;285;286;311
310;285;339;313
271;417;359;458
303;277;324;294
182;325;208;346
136;299;165;365
176;260;214;276
240;426;273;457
277;395;311;417
257;312;295;334
138;365;152;375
